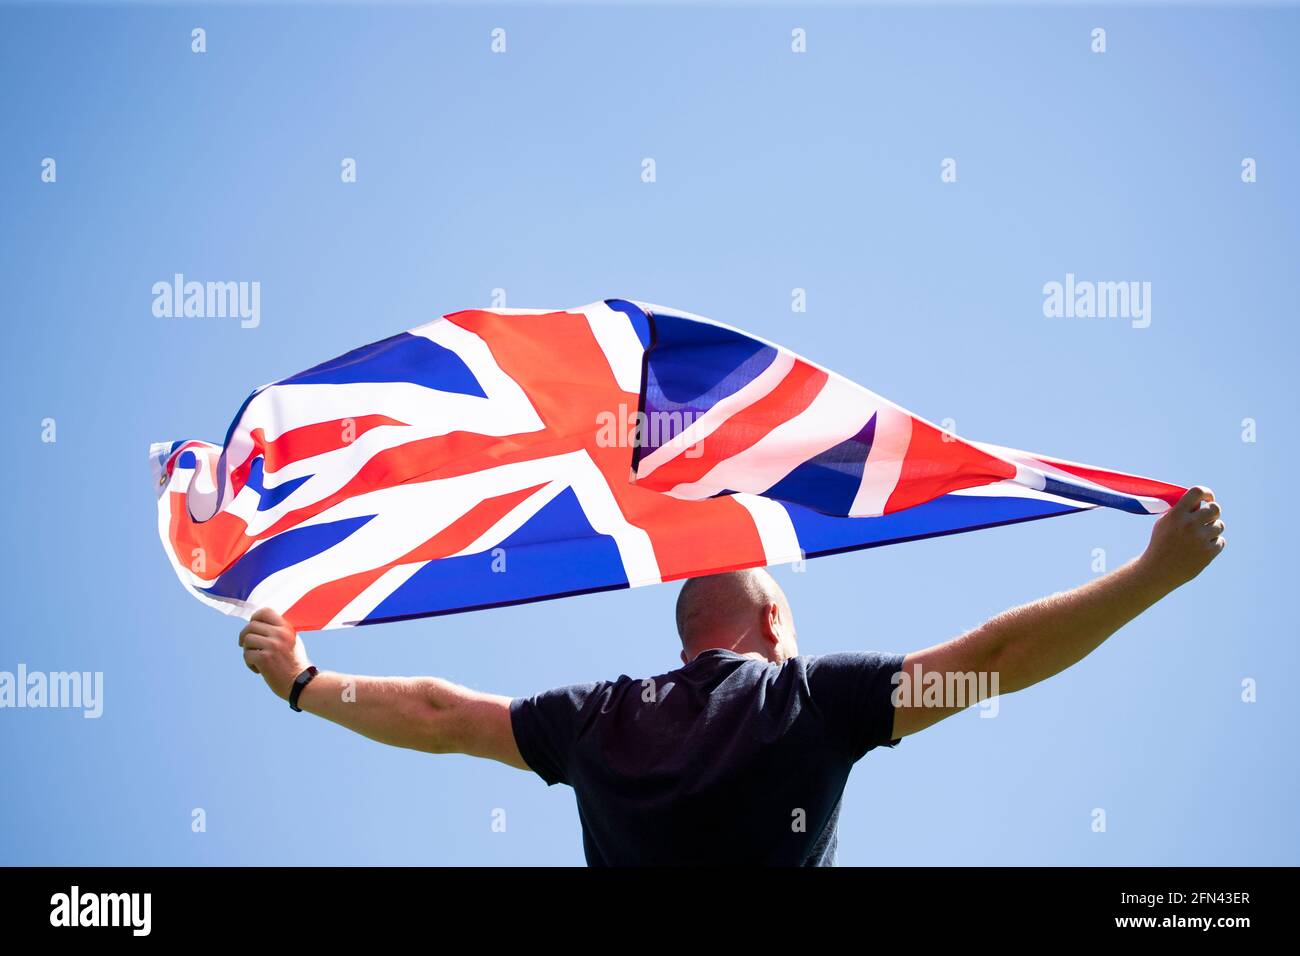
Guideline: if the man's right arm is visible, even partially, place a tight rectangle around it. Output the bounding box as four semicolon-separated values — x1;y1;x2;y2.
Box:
296;672;529;769
891;485;1226;739
238;609;529;770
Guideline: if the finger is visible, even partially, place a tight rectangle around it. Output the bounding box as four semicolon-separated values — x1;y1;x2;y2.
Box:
1176;486;1213;512
1214;536;1226;552
243;648;262;674
240;620;280;640
238;623;277;648
1203;520;1225;537
1194;501;1222;524
250;608;286;627
240;633;274;651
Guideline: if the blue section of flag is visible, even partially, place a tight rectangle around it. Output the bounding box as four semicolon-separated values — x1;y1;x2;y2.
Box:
761;413;877;515
1040;476;1149;515
244;457;312;512
604;299;653;350
361;487;629;623
203;515;375;601
784;491;1083;558
279;331;486;397
639;311;777;453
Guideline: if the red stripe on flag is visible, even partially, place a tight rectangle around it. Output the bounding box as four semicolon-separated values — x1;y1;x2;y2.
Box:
884;420;1018;514
283;483;548;629
256;416;408;473
167;491;254;580
1032;455;1185;507
637;362;829;491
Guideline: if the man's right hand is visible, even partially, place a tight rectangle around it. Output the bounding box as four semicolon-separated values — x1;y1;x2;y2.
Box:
1138;486;1226;592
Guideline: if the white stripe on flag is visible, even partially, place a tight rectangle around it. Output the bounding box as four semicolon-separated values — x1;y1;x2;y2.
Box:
582;301;646;395
732;493;803;566
667;374;872;501
948;479;1093;508
635;352;796;481
849;406;913;517
975;441;1171;515
562;452;663;588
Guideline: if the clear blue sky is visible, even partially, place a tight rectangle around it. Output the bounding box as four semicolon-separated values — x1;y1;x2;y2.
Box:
1;1;1296;865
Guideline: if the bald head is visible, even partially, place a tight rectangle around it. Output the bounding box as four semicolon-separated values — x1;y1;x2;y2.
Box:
675;568;797;663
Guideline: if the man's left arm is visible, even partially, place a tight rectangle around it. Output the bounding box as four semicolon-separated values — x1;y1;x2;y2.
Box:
891;485;1226;738
238;609;529;770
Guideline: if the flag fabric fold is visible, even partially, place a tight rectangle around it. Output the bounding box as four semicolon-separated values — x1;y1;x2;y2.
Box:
151;299;1184;631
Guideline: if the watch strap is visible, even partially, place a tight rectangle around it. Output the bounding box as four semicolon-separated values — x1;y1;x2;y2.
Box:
289;665;320;712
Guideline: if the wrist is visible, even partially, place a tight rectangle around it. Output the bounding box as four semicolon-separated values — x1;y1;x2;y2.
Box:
288;665;320;712
276;661;314;700
1130;551;1182;599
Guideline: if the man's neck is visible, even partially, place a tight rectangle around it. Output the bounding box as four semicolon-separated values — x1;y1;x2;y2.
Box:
687;645;776;664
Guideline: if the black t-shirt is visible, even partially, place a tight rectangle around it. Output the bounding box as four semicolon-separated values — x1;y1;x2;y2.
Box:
510;649;905;866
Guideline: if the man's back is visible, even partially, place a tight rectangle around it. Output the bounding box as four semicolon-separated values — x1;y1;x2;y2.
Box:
510;649;904;865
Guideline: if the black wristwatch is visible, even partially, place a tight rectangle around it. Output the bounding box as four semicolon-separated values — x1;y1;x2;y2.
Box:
289;665;320;712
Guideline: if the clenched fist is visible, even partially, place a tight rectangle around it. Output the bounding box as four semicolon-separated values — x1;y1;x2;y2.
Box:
1139;486;1226;591
239;608;312;700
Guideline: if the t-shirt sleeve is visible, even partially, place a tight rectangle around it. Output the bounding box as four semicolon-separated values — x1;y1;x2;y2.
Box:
805;651;906;762
509;681;605;786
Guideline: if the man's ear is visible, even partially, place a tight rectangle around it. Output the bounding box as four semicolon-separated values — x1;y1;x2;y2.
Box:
762;602;782;646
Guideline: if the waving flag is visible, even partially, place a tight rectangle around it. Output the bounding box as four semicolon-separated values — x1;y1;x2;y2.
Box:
151;299;1184;631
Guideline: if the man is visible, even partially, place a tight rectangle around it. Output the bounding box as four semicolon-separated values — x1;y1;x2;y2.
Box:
239;486;1225;865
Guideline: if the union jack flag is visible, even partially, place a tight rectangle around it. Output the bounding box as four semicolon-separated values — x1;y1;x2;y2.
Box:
151;299;1184;631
